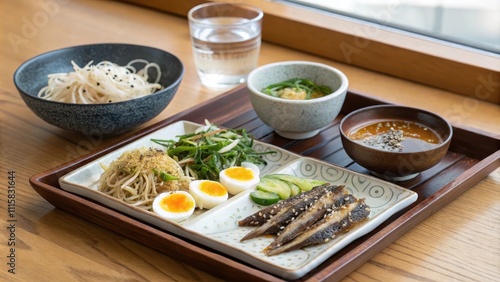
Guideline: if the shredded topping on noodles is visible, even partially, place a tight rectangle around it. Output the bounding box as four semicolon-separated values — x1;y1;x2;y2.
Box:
37;59;163;104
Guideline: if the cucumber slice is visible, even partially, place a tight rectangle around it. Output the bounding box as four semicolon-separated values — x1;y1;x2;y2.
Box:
255;174;327;203
266;174;327;192
304;179;328;188
250;190;281;206
266;175;301;196
257;176;291;199
266;174;315;192
288;182;301;196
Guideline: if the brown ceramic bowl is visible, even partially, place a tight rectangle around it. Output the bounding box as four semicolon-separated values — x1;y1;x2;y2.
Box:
340;105;453;181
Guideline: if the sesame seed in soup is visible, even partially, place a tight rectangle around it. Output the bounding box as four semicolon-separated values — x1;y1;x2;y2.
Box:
348;120;442;152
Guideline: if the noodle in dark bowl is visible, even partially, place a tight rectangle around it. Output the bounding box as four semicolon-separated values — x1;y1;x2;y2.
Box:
13;43;184;136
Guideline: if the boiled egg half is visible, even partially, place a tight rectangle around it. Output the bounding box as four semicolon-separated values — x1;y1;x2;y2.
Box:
219;162;260;195
189;180;228;209
152;191;195;222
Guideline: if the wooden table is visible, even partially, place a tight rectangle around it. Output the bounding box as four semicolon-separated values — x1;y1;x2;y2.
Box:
1;1;498;281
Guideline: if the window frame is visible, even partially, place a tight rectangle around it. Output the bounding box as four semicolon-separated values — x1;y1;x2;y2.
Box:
121;0;500;104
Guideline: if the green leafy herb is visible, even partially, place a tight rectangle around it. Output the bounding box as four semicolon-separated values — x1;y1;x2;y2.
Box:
151;121;274;181
153;169;179;181
262;78;332;99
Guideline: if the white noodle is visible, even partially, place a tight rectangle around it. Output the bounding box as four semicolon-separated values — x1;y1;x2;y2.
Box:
98;148;191;211
37;60;163;104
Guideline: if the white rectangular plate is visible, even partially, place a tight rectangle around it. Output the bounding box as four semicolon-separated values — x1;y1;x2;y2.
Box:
59;120;417;279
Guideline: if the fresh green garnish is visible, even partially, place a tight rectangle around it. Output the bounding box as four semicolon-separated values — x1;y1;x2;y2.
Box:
151;121;274;181
262;78;332;99
153;169;179;181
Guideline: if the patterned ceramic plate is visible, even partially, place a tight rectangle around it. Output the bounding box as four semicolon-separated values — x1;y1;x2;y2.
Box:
59;120;417;279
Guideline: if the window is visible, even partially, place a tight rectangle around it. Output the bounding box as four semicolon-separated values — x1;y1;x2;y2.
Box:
288;0;500;54
121;0;500;104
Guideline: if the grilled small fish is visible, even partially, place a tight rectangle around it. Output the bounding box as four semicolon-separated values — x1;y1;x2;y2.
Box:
238;183;331;227
265;189;355;252
240;184;339;241
265;198;370;256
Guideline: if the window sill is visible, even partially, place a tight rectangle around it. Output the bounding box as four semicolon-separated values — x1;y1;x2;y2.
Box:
121;0;499;104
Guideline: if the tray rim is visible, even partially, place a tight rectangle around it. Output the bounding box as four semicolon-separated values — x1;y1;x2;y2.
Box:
29;87;500;281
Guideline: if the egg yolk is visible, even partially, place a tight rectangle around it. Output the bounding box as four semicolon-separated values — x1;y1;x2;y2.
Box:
224;167;254;181
160;193;194;213
200;181;227;196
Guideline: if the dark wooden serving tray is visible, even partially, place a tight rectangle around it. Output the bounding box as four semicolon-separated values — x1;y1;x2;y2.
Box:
30;85;500;281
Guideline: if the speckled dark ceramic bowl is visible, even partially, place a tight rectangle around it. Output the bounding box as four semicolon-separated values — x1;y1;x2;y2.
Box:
247;61;348;139
340;105;453;181
13;43;184;136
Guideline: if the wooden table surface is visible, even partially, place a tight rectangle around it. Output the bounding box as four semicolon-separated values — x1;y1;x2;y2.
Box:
1;1;499;281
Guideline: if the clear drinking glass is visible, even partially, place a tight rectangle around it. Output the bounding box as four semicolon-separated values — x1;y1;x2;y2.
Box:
188;3;263;88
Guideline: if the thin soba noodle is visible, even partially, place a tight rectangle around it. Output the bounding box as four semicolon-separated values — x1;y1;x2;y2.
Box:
38;59;163;104
98;147;191;211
